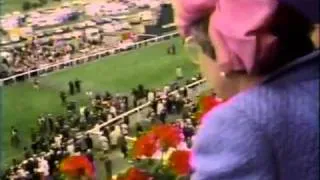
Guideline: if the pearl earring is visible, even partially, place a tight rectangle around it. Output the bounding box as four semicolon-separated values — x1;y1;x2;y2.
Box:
220;72;226;77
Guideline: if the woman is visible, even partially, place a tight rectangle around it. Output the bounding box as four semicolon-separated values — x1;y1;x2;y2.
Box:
173;0;319;179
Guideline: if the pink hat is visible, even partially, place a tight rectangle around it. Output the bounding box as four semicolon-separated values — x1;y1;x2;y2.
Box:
174;0;317;73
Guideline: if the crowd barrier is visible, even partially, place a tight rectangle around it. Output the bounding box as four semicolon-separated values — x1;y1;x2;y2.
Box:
87;78;206;135
0;31;180;84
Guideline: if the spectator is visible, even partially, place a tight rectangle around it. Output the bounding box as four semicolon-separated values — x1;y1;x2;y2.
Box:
10;126;20;148
23;147;32;159
68;81;74;95
59;91;67;105
47;114;54;134
74;79;82;93
66;139;75;154
100;151;112;180
147;89;155;102
176;66;183;80
120;120;129;136
30;128;37;142
38;115;46;134
99;134;109;151
33;78;40;89
159;108;167;124
171;44;176;55
118;135;128;159
109;126;118;150
85;134;93;150
136;123;143;137
86;149;94;163
156;100;165;116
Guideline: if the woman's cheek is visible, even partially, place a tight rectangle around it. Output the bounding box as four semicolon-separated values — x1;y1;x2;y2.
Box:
198;54;235;99
198;54;220;89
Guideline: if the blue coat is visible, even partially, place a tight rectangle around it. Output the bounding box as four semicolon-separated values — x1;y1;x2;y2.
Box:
191;50;319;180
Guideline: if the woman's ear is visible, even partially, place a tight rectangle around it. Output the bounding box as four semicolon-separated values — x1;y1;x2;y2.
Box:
311;24;319;48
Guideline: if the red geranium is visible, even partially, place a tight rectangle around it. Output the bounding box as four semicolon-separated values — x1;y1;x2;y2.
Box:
123;168;151;180
59;155;95;178
133;132;158;159
152;125;182;148
168;150;191;176
196;96;225;123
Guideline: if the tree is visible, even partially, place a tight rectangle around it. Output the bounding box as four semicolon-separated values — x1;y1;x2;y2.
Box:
22;1;31;11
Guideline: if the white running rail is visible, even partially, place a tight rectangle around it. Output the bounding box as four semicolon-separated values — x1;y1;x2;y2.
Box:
87;78;206;135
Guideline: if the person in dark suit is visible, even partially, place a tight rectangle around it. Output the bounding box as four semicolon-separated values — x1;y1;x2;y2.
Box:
171;44;176;55
167;44;177;55
118;135;128;158
100;150;112;180
68;81;75;95
136;123;144;137
10;126;20;148
85;134;93;149
159;108;167;124
33;78;40;89
59;91;67;105
86;149;94;163
74;79;82;93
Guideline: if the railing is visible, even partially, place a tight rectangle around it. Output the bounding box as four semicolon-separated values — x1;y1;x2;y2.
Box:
0;31;180;84
87;78;206;135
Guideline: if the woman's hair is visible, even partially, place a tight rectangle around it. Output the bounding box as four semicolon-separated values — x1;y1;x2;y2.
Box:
189;3;315;76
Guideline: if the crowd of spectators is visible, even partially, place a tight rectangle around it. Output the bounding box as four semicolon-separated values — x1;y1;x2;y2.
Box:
0;31;120;78
3;74;204;179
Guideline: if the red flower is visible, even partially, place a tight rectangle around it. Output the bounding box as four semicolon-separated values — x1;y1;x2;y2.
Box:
197;96;225;123
122;168;151;180
152;125;182;148
60;155;94;178
133;133;158;159
168;150;191;176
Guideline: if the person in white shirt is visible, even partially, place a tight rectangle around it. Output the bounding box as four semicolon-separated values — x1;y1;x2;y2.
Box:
54;134;63;148
110;105;117;115
99;135;109;151
80;106;86;116
66;140;75;154
176;66;183;79
107;113;113;120
120;101;126;112
185;118;192;125
39;157;49;177
163;85;170;94
16;168;28;178
147;90;155;102
157;100;164;115
120;123;129;136
109;126;119;150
